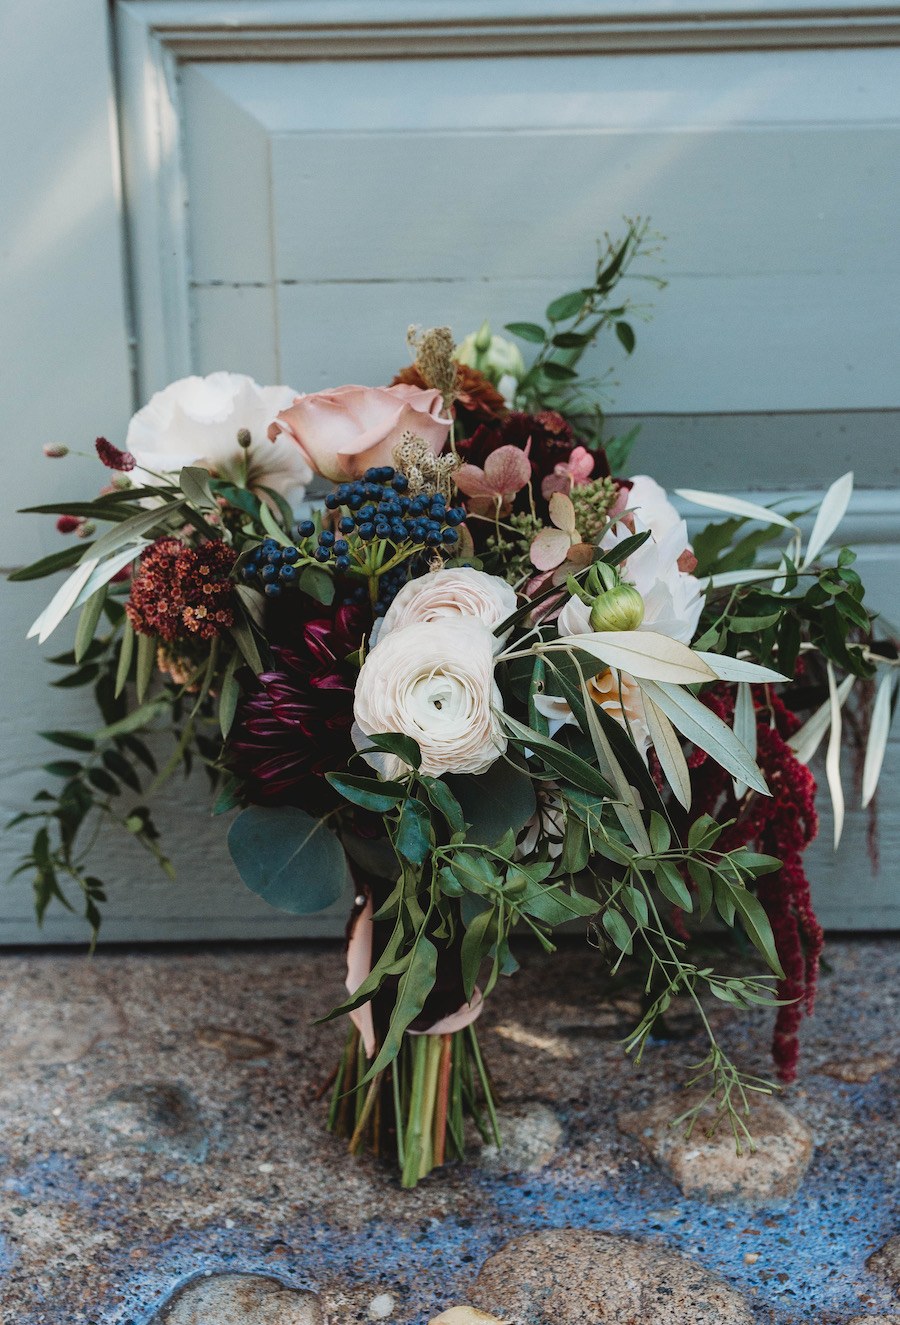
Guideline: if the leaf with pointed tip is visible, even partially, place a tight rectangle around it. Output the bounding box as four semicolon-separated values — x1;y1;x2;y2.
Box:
560;632;715;685
643;692;691;809
640;679;769;795
862;670;895;808
732;680;757;799
696;652;788;684
788;673;855;765
802;471;853;568
825;662;845;849
676;488;796;530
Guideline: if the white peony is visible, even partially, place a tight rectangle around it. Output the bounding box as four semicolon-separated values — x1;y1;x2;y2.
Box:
542;475;702;752
126;372;313;511
378;567;518;646
354;619;507;779
602;474;703;644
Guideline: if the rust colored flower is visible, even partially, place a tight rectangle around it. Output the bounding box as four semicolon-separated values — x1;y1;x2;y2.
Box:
391;362;507;427
95;437;136;472
126;537;237;643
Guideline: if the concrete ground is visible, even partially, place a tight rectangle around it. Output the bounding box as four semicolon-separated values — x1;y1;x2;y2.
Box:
0;937;896;1324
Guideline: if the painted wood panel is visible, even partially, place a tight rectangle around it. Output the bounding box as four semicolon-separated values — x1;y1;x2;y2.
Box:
3;0;899;942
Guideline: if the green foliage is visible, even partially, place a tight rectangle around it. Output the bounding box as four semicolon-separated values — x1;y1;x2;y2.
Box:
506;218;663;420
227;805;347;915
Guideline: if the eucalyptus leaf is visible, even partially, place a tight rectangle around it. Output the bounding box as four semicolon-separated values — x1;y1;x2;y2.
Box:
227;805;347;915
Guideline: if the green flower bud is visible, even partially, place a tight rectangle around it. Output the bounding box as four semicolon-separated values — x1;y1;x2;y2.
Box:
454;326;525;385
236;427;252;449
589;583;644;633
474;318;493;353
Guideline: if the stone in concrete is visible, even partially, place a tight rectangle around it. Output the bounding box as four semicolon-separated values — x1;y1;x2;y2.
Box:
868;1236;900;1293
195;1024;279;1060
618;1091;813;1204
367;1293;396;1320
473;1229;754;1325
90;1081;207;1161
430;1309;510;1324
821;1053;895;1083
846;1317;900;1323
474;1100;563;1172
154;1273;323;1324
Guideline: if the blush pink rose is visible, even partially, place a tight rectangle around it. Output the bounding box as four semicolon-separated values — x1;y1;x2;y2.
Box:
267;383;451;482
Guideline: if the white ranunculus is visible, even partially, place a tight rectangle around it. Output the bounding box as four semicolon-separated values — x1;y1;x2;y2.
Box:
126;372;313;511
378;567;518;646
354;619;507;779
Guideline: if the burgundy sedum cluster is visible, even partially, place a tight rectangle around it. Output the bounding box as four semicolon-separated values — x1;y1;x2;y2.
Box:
126;537;237;642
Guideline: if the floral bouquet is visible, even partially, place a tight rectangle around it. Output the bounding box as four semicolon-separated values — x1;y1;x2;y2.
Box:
9;225;896;1186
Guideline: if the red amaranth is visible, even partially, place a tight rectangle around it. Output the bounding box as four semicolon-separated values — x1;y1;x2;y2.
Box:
690;684;822;1082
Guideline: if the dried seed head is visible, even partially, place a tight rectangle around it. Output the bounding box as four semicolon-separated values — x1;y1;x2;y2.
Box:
407;325;458;410
392;432;460;499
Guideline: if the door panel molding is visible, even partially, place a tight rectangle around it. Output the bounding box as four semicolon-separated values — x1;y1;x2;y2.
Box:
120;1;900;62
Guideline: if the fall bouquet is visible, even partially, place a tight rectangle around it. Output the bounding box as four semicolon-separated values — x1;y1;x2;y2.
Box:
9;226;896;1186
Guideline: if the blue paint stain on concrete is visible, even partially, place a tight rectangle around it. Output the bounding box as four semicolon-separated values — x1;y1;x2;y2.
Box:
103;1118;896;1325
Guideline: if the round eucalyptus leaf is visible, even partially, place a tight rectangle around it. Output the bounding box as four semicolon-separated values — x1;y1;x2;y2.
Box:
227;805;347;915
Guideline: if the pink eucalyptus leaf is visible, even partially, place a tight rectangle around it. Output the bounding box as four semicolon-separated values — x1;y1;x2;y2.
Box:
549;491;577;535
483;444;532;497
530;526;573;571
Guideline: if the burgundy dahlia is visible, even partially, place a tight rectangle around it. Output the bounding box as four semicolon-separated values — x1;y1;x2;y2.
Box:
229;602;366;816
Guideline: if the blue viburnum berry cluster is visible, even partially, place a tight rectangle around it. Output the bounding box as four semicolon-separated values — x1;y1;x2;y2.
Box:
240;466;467;607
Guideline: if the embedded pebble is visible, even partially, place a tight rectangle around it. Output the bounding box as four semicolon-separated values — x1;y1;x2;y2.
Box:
368;1293;397;1320
868;1235;900;1291
474;1100;563;1172
152;1272;323;1323
846;1317;900;1323
430;1309;510;1324
820;1053;895;1083
472;1228;754;1324
618;1091;813;1204
195;1024;279;1060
